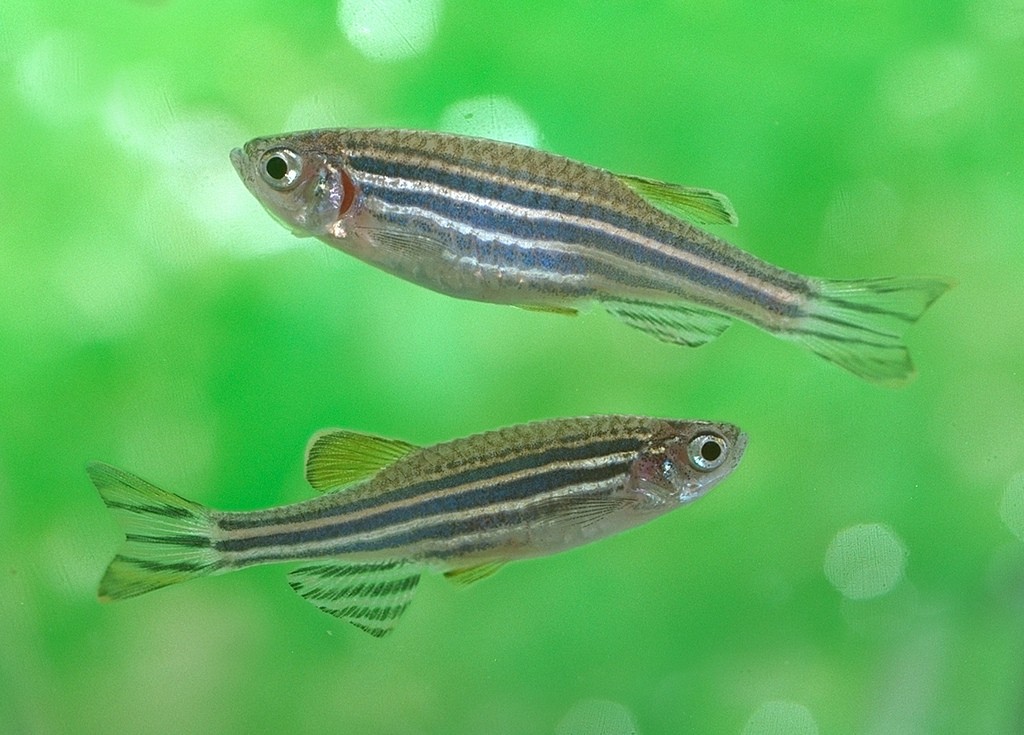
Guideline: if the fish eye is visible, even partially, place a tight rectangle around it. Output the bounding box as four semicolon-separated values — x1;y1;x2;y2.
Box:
258;148;303;190
687;434;727;471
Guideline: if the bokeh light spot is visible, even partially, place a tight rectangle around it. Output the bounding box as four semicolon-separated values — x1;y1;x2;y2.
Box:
102;70;289;259
743;700;818;735
880;46;979;145
824;523;908;600
555;699;638;735
14;31;100;124
438;95;540;147
338;0;443;62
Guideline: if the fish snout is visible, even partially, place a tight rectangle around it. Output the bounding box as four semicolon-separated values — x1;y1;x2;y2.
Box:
229;147;246;176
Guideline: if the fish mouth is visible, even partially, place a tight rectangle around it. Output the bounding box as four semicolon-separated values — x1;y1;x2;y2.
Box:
229;147;246;177
733;431;749;462
723;430;749;474
677;480;704;503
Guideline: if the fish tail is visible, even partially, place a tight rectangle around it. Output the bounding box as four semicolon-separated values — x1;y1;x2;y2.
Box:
786;276;952;386
87;461;223;601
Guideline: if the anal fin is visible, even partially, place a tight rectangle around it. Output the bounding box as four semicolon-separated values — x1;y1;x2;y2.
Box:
287;560;421;637
602;298;731;347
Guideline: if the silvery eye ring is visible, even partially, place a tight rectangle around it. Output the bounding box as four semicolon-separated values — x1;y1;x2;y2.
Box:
687;434;727;470
258;148;303;189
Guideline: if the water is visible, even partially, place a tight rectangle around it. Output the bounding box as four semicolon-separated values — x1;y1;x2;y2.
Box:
2;1;1022;732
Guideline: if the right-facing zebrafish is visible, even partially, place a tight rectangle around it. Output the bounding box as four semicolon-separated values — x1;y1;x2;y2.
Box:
87;416;745;637
231;128;951;386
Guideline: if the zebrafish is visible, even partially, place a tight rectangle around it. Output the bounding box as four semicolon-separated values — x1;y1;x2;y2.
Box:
231;128;950;386
88;415;745;636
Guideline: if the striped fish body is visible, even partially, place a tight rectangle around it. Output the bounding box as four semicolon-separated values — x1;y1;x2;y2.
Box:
215;416;743;569
234;128;791;313
89;416;746;636
232;128;950;386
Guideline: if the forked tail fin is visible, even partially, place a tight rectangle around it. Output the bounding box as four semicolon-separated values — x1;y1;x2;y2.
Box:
789;276;952;386
87;462;222;601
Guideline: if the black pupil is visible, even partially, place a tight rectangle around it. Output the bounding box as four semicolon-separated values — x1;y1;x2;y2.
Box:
701;440;722;462
265;155;288;180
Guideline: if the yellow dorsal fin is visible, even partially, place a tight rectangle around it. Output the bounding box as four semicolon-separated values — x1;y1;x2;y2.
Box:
305;429;419;492
616;173;739;226
443;562;506;587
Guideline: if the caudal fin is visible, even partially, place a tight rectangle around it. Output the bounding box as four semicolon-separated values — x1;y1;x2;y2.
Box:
789;276;952;386
87;462;222;601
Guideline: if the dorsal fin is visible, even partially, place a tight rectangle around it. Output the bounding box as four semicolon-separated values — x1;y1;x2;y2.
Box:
305;429;419;492
616;173;738;226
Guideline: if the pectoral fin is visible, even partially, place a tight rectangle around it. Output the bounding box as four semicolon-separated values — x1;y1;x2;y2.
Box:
517;304;579;316
305;430;419;492
602;298;731;347
539;496;632;529
352;224;451;259
287;560;421;637
444;562;506;586
616;174;738;226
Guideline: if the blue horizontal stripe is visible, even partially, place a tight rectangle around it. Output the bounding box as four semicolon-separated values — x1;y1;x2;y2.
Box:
215;459;630;555
365;183;789;309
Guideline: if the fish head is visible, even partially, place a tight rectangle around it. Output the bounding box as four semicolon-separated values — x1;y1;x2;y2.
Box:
627;420;747;512
231;132;357;239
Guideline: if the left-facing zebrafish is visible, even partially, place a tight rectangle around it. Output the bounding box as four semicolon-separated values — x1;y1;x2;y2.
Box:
88;415;745;636
231;128;950;386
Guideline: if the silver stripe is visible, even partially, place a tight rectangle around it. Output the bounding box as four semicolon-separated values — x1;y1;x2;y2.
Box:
225;472;627;565
353;169;805;318
216;450;636;565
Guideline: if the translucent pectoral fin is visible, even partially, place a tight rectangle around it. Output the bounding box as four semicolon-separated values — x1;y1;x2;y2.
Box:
287;560;421;637
305;430;419;492
516;304;579;316
602;298;731;347
443;562;506;587
351;224;451;259
616;174;739;226
537;496;632;530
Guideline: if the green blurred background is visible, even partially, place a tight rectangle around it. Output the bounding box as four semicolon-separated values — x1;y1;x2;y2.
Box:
2;0;1023;732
